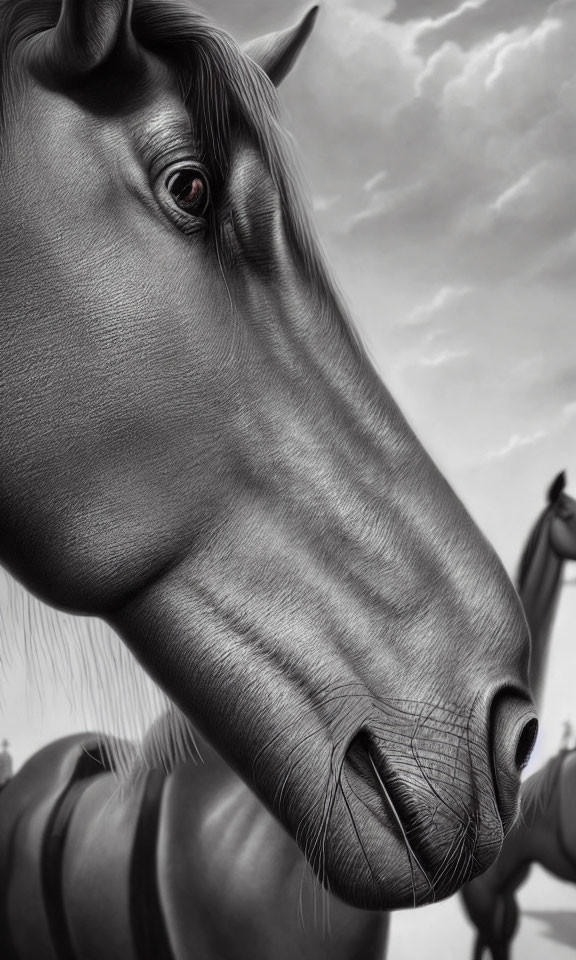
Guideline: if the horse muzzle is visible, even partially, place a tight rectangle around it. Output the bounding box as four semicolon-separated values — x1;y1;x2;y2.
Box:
302;691;537;910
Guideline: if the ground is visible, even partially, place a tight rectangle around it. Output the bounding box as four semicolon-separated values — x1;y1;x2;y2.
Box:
390;867;576;958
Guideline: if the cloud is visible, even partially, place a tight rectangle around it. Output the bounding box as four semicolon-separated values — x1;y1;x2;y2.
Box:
414;0;491;35
313;194;340;214
325;0;576;287
490;170;539;215
411;0;552;53
345;178;427;230
484;16;563;89
405;285;473;325
481;429;548;462
364;170;388;192
472;394;576;465
418;348;471;367
388;0;469;23
393;345;472;372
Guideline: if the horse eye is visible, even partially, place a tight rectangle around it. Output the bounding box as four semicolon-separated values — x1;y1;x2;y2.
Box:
166;167;210;217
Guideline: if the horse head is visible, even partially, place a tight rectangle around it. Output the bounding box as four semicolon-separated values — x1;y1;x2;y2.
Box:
547;472;576;560
0;0;535;909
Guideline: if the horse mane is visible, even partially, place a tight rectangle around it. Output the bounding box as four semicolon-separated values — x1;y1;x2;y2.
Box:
1;566;206;779
520;749;567;826
515;507;551;595
138;702;201;773
0;1;365;780
0;568;170;779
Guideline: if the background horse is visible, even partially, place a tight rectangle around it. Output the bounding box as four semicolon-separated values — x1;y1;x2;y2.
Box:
0;710;390;959
461;748;576;960
461;472;576;958
0;0;535;911
517;472;576;707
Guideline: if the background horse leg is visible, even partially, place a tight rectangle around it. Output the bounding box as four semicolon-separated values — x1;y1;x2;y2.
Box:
486;894;519;960
500;894;520;957
473;934;486;959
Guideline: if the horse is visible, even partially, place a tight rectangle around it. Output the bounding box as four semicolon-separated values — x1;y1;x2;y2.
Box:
516;471;576;706
460;748;576;960
0;709;391;959
0;0;536;914
460;472;576;958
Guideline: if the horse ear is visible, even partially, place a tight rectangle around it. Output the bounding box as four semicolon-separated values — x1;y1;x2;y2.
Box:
36;0;134;77
243;6;319;86
548;471;567;504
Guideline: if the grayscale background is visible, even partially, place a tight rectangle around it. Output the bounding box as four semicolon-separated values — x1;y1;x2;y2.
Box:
1;1;574;956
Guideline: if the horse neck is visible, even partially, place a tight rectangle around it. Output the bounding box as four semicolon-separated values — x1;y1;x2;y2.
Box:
474;753;565;905
517;512;563;708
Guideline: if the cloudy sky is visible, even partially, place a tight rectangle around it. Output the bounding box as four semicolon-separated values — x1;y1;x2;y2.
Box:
2;0;576;777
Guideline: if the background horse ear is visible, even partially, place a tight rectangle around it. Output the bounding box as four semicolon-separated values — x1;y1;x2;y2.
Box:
548;471;567;504
36;0;135;77
243;6;319;86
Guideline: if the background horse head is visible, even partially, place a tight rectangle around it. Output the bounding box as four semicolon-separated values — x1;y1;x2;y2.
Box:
516;471;576;706
0;0;535;909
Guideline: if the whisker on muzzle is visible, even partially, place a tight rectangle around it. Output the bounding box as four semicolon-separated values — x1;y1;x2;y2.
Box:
368;750;435;905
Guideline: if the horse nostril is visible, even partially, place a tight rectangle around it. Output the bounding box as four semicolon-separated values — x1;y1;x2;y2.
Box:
515;717;538;771
490;693;537;830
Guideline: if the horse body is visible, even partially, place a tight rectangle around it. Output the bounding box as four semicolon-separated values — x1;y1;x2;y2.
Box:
62;770;157;960
461;473;576;958
0;715;389;960
0;0;536;911
462;749;576;960
157;735;389;960
0;735;119;960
